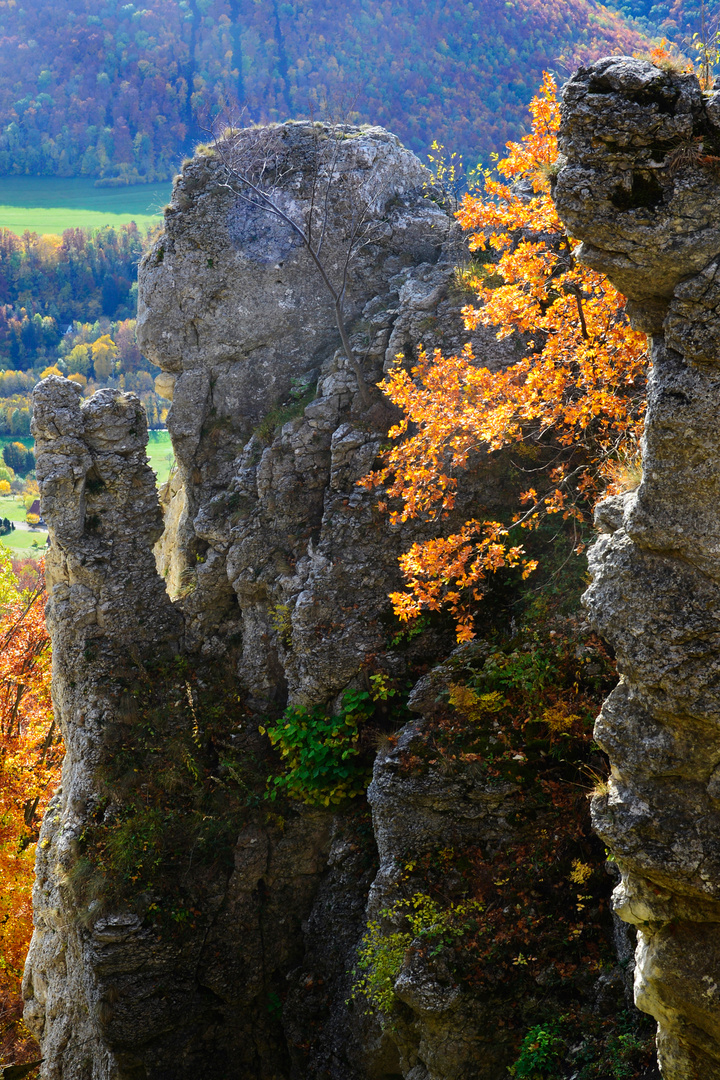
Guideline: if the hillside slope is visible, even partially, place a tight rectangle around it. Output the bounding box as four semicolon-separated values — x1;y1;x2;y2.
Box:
0;0;651;183
608;0;697;35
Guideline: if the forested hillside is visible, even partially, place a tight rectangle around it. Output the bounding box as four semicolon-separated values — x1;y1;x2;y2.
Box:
608;0;698;34
0;223;146;331
0;0;653;183
0;223;168;434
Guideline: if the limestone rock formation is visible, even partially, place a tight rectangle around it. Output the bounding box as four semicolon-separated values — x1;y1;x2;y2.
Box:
555;56;720;1079
23;380;185;1079
26;113;652;1080
136;121;519;710
24;123;527;1080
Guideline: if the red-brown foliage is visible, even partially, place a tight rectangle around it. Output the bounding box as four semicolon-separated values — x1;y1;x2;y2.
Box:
0;556;61;1066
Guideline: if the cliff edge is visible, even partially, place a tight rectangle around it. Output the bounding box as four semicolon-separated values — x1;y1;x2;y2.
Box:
555;55;720;1080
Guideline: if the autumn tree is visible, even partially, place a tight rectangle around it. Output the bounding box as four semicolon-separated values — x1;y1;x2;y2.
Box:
0;554;60;1068
90;334;119;382
66;342;92;377
362;74;647;640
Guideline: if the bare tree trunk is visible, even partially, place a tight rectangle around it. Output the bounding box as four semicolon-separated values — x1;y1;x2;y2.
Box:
334;297;371;408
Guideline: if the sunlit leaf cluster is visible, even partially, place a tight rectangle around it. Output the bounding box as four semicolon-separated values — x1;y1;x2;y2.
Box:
0;554;60;1065
363;74;648;640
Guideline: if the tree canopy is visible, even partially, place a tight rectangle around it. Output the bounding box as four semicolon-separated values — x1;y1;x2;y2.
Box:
0;555;60;1066
0;0;651;181
363;74;647;640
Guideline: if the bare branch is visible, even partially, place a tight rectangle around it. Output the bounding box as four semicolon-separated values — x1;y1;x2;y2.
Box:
210;115;395;410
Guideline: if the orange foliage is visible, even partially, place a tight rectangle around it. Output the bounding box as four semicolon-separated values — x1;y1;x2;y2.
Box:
363;75;647;641
0;555;60;1065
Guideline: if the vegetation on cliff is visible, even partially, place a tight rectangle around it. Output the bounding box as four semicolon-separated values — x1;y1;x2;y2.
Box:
0;55;676;1077
263;676;411;807
0;556;58;1068
364;74;647;641
350;563;657;1078
346;73;659;1075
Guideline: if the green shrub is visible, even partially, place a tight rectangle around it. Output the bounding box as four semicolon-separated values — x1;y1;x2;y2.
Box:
509;1015;655;1080
352;892;483;1016
269;602;293;647
603;1033;652;1080
262;698;367;807
388;613;431;648
509;1021;565;1078
352;921;411;1015
262;674;404;806
568;1023;656;1080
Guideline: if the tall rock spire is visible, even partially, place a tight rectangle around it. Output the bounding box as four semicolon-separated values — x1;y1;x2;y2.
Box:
555;55;720;1079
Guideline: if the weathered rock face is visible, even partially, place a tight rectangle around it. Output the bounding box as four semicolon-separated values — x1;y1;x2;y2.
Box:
366;721;519;1079
23;380;184;1080
23;376;337;1080
25;123;528;1080
556;56;720;1079
136;121;520;709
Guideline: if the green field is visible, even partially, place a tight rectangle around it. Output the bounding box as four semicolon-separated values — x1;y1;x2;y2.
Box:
0;528;48;556
146;430;174;486
0;495;31;523
0;431;173;484
0;176;170;235
0;496;47;559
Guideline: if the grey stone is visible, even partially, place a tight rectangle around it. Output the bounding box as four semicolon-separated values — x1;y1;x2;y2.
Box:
555;58;715;306
365;724;519;1079
556;55;720;1079
25;124;524;1080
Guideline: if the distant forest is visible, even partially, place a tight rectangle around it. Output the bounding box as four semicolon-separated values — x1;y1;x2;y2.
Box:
608;1;699;34
0;223;167;434
0;0;656;184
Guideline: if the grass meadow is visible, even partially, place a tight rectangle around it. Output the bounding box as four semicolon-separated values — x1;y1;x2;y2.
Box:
0;176;170;235
145;430;174;485
0;525;48;556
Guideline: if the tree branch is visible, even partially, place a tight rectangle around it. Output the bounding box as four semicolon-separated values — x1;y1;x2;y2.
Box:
216;123;376;409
